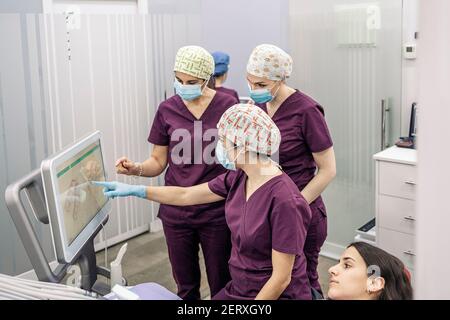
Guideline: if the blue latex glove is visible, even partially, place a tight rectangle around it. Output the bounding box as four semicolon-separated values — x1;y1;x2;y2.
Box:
93;181;147;199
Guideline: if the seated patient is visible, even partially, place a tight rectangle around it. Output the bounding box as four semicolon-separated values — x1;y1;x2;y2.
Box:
327;242;413;300
96;104;313;300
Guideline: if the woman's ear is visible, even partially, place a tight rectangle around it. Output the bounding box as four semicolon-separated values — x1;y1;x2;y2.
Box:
367;277;385;295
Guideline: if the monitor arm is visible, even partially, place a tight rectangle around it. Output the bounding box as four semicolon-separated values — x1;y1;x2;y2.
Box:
5;168;117;294
5;168;69;282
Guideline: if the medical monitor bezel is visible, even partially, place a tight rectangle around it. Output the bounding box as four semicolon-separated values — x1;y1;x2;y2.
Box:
41;131;111;264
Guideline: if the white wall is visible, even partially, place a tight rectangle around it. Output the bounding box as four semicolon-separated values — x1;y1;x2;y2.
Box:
147;0;289;97
0;0;42;13
147;0;201;14
200;0;289;97
42;0;147;14
415;0;450;299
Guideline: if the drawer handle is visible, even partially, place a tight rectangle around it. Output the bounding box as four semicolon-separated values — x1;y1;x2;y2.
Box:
403;250;416;257
404;180;417;186
403;216;416;222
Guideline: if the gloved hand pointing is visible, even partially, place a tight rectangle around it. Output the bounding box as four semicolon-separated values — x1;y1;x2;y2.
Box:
93;181;147;199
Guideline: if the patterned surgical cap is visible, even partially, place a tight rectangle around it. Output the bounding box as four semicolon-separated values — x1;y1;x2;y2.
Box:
246;44;293;81
217;104;281;156
174;46;214;80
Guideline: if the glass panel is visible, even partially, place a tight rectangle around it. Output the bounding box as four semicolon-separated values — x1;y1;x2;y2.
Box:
288;0;403;248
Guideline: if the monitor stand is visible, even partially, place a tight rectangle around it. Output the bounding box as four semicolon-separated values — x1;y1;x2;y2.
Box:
4;168;122;295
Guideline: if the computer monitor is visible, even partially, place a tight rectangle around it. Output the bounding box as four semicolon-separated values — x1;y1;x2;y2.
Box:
41;131;111;264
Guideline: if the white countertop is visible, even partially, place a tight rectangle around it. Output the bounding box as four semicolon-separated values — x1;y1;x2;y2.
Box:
373;146;418;165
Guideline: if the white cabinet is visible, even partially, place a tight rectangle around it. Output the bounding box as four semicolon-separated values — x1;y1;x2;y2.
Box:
374;146;418;272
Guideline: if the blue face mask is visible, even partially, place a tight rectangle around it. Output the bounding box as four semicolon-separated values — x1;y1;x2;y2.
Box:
248;82;281;104
215;140;240;171
249;88;273;104
174;78;208;101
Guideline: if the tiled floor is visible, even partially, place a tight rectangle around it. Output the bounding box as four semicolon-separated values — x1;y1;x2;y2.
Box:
96;231;337;299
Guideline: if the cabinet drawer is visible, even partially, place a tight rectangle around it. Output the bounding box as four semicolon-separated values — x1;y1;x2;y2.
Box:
378;162;417;200
378;195;415;235
378;228;415;270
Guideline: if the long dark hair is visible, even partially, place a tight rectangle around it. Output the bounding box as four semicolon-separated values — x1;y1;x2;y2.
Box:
207;75;216;89
349;242;413;300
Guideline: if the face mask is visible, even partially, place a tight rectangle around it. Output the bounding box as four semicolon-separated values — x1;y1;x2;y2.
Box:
215;140;242;171
174;77;209;101
248;82;281;104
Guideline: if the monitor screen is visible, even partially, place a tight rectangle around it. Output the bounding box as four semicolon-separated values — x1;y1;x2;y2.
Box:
42;131;110;263
56;141;107;245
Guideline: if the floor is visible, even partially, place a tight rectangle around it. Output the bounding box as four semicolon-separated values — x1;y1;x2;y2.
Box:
96;231;337;299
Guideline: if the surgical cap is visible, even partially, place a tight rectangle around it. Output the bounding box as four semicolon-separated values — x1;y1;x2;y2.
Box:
212;51;230;76
174;46;214;80
217;104;281;156
246;44;293;81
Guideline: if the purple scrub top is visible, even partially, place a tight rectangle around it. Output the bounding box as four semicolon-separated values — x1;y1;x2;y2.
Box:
258;91;333;213
208;170;312;300
215;86;240;103
148;91;237;226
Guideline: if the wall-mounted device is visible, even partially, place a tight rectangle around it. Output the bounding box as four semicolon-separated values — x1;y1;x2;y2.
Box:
403;43;417;60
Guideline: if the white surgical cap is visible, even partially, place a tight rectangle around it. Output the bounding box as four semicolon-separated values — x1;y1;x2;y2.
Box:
246;44;293;81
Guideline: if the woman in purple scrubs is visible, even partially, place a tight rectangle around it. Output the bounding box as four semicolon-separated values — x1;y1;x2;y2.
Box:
97;104;313;300
246;44;337;294
114;46;237;300
211;51;240;102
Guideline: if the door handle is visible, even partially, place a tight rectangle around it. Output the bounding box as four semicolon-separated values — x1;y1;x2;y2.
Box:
403;216;416;222
381;99;391;150
404;180;417;186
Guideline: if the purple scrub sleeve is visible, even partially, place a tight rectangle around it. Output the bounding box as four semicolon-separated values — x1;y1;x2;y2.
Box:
271;199;308;255
206;170;236;198
148;110;170;146
301;103;334;153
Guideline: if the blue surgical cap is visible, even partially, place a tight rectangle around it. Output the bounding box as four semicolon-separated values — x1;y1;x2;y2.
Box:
212;51;230;76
